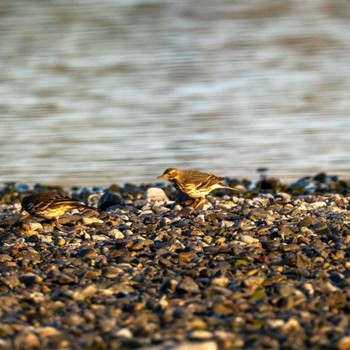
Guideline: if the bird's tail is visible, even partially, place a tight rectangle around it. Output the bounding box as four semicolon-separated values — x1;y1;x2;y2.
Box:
219;183;245;193
78;203;98;211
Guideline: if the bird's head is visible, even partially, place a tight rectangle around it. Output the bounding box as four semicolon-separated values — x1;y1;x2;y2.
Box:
157;168;180;181
21;195;33;211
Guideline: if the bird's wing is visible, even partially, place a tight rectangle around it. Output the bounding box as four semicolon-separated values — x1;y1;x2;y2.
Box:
40;194;82;209
190;172;224;189
56;195;97;210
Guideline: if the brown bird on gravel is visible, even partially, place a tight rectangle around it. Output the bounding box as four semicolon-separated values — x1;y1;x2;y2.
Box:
158;168;244;208
21;192;96;225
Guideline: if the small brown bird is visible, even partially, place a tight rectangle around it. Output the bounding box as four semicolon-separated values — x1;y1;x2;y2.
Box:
21;192;95;225
158;168;243;208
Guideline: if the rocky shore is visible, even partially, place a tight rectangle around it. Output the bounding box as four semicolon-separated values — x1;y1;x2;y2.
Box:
0;173;350;350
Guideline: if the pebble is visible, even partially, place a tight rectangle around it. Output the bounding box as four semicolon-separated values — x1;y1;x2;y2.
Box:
0;175;350;349
36;326;61;337
239;235;259;244
108;228;125;239
282;318;302;333
116;328;133;339
55;237;66;246
143;187;169;201
82;216;104;225
19;274;42;286
309;201;327;209
337;336;350;350
176;277;200;294
189;330;213;340
27;222;43;231
98;191;125;211
210;276;230;288
138;341;218;350
14;332;40;349
73;285;97;301
173;342;217;350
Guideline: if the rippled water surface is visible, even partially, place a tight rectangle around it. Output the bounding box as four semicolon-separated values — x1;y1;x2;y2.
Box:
0;0;349;186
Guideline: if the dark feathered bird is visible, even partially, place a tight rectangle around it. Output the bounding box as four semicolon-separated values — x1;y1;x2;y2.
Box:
21;192;95;224
158;168;243;208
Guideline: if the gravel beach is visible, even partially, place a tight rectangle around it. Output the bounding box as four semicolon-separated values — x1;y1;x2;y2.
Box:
0;174;350;350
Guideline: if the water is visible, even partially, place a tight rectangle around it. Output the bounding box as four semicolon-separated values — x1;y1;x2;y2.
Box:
0;0;349;186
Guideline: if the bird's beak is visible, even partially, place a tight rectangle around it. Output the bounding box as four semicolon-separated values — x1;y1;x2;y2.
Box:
157;174;165;179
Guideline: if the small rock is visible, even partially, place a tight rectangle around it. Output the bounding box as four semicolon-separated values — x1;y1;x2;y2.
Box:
108;228;125;239
0;254;12;262
36;326;61;337
99;318;114;333
298;215;316;228
243;276;264;289
55;273;76;285
104;266;123;278
55;237;66;246
240;235;259;244
337;336;350;350
19;274;42;286
27;222;43;231
98;191;125;211
171;341;218;350
189;330;213;340
314;223;332;236
178;252;197;263
73;285;97;301
201;203;212;211
0;339;11;349
220;220;234;228
309;201;327;209
108;283;135;295
210;276;230;288
143;187;168;201
62;314;85;327
0;276;20;289
133;199;148;208
116;328;133;338
176;277;200;294
282;318;302;333
303;283;314;297
266;319;285;329
14;332;40;349
82;217;104;225
76;248;98;258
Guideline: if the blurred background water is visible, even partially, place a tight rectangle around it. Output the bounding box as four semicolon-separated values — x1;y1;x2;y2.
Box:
0;0;349;186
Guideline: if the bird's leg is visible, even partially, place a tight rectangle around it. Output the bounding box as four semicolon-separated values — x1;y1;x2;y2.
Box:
11;208;29;227
52;217;68;233
177;191;195;207
191;198;206;209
